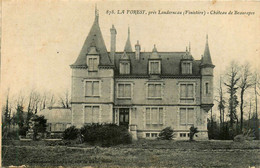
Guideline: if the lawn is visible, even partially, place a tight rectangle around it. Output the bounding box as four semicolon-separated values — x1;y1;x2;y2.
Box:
2;139;260;167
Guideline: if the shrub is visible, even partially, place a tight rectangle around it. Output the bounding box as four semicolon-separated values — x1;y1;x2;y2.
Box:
234;134;245;142
80;123;132;146
189;126;199;141
63;126;79;140
158;127;174;140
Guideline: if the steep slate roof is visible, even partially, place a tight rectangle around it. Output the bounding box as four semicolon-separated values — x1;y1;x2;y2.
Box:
201;35;213;65
124;27;133;52
71;10;112;67
113;51;201;76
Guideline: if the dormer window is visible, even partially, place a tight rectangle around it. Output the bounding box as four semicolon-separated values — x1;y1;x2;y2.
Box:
120;62;130;74
182;62;192;74
87;56;99;71
149;60;161;74
86;46;99;72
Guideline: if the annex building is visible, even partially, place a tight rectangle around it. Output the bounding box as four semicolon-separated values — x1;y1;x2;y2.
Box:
70;8;215;140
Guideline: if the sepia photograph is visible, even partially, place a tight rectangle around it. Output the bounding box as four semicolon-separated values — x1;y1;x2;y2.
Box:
1;1;260;167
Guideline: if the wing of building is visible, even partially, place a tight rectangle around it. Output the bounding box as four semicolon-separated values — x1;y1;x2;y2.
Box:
70;8;215;140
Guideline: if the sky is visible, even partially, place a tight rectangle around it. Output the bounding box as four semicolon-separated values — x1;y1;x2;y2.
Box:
1;1;260;102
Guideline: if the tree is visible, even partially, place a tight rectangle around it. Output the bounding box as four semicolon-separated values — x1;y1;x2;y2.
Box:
189;126;199;141
253;72;259;140
158;127;174;140
59;89;70;108
2;89;12;139
224;61;240;138
217;76;226;128
31;115;47;140
239;63;253;132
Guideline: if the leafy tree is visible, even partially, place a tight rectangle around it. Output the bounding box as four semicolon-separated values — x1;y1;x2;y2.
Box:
31;115;47;140
2;90;12;139
158;127;174;140
15;105;25;130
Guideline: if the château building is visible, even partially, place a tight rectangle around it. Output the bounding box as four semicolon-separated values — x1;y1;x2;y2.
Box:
70;8;214;140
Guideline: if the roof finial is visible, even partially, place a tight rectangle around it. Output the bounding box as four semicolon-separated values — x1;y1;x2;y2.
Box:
189;42;191;53
206;34;208;42
124;26;132;52
95;4;99;22
128;26;130;37
152;44;157;52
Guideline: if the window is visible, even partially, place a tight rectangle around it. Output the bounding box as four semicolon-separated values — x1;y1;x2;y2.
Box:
47;123;52;132
180;83;194;103
148;84;162;98
145;133;159;138
146;107;163;125
151;133;158;137
180;108;194;125
182;62;192;74
88;57;98;71
55;123;64;131
149;61;160;74
120;62;130;74
117;83;132;99
84;106;100;123
180;133;187;137
205;82;209;94
85;81;100;97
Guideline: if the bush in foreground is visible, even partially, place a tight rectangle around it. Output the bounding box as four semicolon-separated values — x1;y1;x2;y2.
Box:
80;123;132;146
158;127;174;140
63;126;79;140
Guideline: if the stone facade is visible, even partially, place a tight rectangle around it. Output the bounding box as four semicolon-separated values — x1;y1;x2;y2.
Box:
70;8;214;140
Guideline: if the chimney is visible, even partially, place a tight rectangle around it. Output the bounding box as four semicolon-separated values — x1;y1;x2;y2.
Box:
135;40;141;60
110;24;117;64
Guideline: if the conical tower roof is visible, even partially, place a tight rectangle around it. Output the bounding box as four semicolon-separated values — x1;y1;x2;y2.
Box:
124;27;133;52
201;35;213;65
71;7;112;67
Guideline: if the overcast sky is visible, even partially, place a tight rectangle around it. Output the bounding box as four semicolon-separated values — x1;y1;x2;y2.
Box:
1;1;259;99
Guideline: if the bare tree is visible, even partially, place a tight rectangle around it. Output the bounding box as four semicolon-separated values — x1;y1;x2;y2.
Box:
253;71;259;140
239;63;253;132
59;89;70;108
48;94;56;108
217;76;226;128
224;61;240;138
40;92;47;110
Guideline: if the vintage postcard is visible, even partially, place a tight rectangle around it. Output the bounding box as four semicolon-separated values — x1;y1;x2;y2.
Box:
1;1;260;167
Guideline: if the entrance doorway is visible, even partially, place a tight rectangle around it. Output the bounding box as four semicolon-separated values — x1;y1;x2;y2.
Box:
119;108;129;129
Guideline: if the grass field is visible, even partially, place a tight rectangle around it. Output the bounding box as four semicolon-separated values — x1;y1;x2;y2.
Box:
2;139;260;167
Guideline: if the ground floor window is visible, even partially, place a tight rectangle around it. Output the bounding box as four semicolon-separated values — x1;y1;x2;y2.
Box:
145;132;159;138
84;106;100;123
180;133;190;137
146;107;163;125
180;108;194;125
